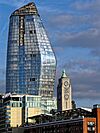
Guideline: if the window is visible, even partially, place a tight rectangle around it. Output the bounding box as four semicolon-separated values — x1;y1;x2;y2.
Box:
66;102;67;108
30;30;33;34
34;30;36;34
30;54;36;58
30;78;35;81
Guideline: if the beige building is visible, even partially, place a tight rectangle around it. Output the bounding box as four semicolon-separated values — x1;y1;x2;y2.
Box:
0;94;57;132
57;70;72;111
0;94;42;132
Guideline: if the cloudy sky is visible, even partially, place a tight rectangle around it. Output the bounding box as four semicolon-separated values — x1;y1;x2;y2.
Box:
0;0;100;107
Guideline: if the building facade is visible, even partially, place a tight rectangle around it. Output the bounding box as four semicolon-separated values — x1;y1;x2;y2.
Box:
24;118;96;133
41;97;57;114
92;104;100;133
57;70;72;111
0;94;42;132
17;105;100;133
0;94;57;132
6;2;56;97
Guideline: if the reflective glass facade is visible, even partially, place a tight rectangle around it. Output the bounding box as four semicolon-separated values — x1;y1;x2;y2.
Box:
6;3;56;97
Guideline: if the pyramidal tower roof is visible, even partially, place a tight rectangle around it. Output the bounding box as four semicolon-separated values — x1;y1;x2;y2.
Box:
11;2;39;16
61;70;68;78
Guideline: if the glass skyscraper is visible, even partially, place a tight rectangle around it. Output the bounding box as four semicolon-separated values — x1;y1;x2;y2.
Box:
6;2;56;97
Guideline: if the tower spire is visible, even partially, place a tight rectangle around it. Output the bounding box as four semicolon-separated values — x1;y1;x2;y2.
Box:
61;70;67;78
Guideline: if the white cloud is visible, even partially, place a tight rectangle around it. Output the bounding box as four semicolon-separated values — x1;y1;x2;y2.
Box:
55;28;100;49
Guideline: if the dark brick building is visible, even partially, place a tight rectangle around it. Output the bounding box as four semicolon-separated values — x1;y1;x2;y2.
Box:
16;104;100;133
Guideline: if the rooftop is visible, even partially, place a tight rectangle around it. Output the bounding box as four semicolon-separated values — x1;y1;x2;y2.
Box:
11;2;39;16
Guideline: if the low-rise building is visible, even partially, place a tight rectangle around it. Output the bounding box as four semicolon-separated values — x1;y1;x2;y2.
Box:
17;104;100;133
0;94;57;132
0;94;42;132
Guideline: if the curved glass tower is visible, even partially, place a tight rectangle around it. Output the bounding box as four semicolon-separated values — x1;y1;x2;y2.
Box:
6;3;56;97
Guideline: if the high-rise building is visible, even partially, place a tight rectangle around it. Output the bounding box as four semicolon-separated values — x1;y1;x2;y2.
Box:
57;70;72;111
6;2;56;97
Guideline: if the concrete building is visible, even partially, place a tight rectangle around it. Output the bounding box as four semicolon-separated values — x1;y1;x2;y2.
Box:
6;2;56;97
0;94;42;132
0;93;57;132
57;70;72;111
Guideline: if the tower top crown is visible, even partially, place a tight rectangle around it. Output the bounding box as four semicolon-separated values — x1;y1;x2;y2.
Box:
61;70;67;78
11;2;39;16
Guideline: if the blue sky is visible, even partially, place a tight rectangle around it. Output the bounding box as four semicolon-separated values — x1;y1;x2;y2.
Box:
0;0;100;107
